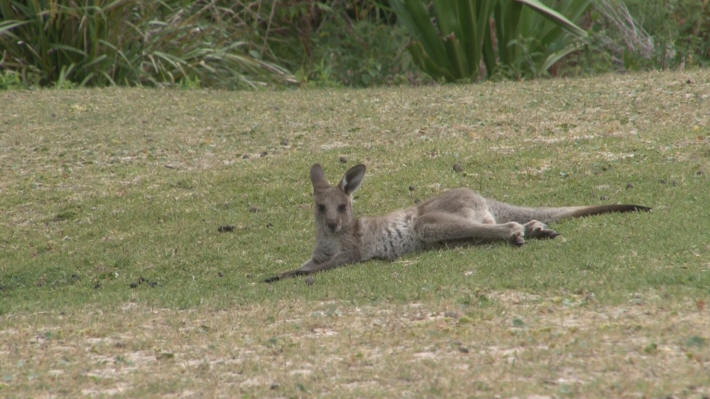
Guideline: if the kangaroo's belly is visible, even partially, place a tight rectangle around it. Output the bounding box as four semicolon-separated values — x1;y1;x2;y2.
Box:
363;210;421;260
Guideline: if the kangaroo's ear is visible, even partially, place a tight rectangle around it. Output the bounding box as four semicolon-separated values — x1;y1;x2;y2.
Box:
310;164;330;193
338;164;366;195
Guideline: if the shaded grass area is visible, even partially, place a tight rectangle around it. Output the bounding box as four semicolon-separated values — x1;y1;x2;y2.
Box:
1;70;709;397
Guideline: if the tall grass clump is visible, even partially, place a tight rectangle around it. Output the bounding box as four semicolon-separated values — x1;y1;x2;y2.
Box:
0;0;296;88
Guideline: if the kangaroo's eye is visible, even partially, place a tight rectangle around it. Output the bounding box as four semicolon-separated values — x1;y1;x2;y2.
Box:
317;204;326;213
337;204;347;213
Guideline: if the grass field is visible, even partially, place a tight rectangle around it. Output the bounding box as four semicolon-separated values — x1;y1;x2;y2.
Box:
1;70;709;397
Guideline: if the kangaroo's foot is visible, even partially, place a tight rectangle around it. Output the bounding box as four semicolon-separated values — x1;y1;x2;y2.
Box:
524;220;559;239
507;222;525;246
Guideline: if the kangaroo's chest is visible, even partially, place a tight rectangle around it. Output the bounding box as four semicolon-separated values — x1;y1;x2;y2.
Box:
363;210;421;260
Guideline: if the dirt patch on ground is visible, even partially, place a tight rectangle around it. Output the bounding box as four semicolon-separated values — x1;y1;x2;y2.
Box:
1;292;709;398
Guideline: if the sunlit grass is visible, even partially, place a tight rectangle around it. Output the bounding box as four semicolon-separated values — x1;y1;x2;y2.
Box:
1;70;709;315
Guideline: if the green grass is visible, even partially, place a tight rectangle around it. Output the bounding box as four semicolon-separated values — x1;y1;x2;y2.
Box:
1;70;709;314
1;70;709;398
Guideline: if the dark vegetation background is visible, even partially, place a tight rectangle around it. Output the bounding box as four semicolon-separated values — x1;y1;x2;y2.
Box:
0;0;708;90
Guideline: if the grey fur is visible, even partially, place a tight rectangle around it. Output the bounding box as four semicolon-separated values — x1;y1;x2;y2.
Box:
264;164;651;282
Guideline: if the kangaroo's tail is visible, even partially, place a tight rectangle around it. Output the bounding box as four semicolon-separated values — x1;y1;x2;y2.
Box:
487;200;651;224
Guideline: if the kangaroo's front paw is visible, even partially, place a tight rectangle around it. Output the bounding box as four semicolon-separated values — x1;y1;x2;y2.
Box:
524;220;559;239
506;222;525;246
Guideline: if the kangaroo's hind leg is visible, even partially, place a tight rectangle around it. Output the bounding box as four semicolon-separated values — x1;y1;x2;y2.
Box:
414;211;526;246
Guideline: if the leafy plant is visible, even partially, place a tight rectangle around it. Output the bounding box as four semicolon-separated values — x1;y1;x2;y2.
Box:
495;0;591;78
391;0;590;81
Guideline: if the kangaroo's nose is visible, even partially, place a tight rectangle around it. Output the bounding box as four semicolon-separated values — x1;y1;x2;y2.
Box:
327;222;338;232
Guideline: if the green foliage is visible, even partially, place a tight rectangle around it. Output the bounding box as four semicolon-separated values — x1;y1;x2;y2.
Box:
391;0;493;81
257;0;425;87
1;0;708;88
623;0;710;68
304;17;427;87
0;0;296;88
391;0;590;81
0;70;25;89
493;0;591;79
565;0;710;76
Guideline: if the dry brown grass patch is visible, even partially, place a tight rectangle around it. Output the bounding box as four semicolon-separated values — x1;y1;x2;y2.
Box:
2;293;709;398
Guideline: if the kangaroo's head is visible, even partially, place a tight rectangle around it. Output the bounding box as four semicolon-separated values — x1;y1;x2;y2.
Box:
310;163;366;235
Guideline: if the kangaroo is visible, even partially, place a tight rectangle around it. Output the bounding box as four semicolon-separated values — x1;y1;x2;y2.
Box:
264;164;650;283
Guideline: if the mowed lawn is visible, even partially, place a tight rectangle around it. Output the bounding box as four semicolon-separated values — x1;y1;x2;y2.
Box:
1;70;709;398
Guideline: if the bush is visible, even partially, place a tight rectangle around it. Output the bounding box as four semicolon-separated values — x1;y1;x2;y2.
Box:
303;16;428;86
250;0;426;87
